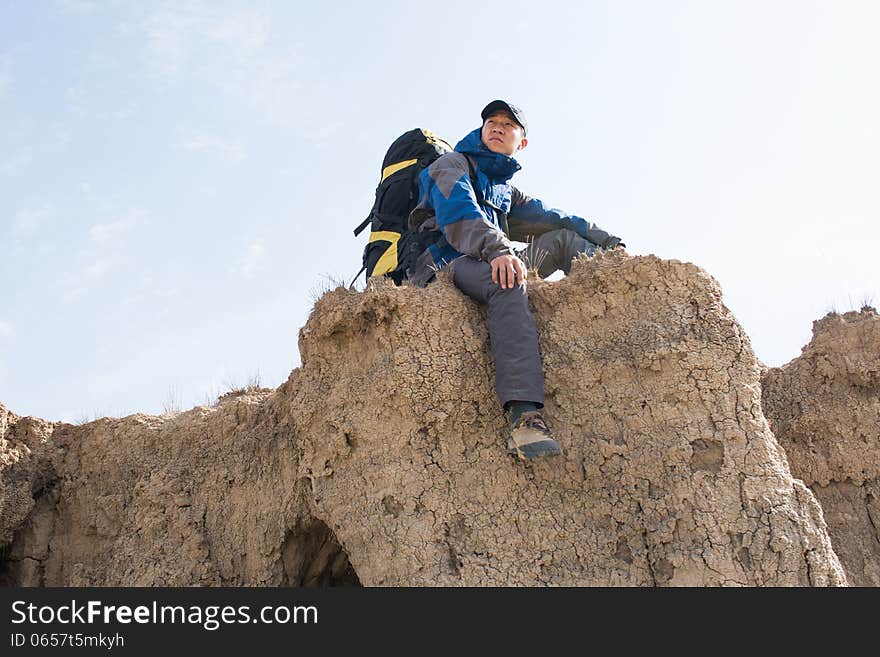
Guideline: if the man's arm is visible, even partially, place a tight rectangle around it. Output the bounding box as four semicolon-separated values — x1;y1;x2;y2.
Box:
507;187;624;249
422;153;517;262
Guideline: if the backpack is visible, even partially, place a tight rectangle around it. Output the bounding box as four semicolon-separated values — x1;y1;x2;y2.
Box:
352;128;477;286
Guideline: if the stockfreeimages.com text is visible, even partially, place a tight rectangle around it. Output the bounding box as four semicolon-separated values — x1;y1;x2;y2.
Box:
11;600;317;631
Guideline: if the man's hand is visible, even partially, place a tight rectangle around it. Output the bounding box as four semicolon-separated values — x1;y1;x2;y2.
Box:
490;254;527;289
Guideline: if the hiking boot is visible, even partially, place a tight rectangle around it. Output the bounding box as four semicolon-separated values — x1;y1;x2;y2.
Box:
507;410;562;460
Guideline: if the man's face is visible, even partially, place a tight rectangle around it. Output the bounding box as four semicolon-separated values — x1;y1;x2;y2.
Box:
481;111;528;156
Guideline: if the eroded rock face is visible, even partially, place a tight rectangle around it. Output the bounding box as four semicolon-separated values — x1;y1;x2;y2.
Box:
0;395;356;586
762;309;880;585
0;404;57;585
0;253;847;586
291;253;843;585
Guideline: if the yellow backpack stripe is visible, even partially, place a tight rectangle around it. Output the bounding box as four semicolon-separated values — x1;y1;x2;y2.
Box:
378;132;451;186
368;231;401;276
381;159;418;183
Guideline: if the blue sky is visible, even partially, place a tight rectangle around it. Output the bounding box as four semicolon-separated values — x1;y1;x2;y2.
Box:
2;0;878;421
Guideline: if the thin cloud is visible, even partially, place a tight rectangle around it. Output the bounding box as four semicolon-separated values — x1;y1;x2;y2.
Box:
204;8;270;52
0;55;11;98
139;6;191;77
0;320;16;342
89;211;143;245
62;255;121;302
62;209;147;301
180;132;246;163
54;0;99;12
12;204;55;236
136;4;319;132
0;146;33;176
140;3;271;78
230;239;265;279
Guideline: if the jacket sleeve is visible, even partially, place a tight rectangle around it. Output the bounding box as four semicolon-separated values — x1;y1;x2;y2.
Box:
423;154;516;262
507;187;624;249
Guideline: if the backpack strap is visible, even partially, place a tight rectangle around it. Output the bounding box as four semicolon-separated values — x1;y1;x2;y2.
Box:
353;213;371;237
462;155;482;206
463;155;509;237
348;264;367;289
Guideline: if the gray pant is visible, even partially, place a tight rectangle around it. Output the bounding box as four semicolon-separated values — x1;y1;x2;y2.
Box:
450;229;597;408
451;256;545;408
517;228;598;279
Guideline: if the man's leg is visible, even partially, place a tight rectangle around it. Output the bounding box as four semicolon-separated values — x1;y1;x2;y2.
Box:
450;256;561;459
450;256;544;408
519;228;597;278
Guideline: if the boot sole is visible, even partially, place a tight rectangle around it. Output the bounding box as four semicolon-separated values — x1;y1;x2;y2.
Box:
507;439;563;460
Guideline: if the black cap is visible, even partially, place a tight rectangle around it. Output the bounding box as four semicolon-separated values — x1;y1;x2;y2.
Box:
481;100;527;136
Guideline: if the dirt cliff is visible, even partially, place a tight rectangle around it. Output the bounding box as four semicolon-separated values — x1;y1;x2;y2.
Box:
762;308;880;585
1;253;847;586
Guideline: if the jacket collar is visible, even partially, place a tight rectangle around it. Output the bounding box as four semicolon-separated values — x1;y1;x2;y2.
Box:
454;128;521;183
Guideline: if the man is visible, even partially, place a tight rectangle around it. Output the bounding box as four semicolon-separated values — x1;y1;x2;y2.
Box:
408;100;624;460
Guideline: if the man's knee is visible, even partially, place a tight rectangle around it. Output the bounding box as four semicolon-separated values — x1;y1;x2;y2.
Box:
555;228;592;251
452;255;490;282
452;256;531;304
452;256;494;301
524;228;596;276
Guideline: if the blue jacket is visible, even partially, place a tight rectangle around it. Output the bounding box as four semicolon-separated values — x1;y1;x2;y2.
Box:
408;128;620;286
